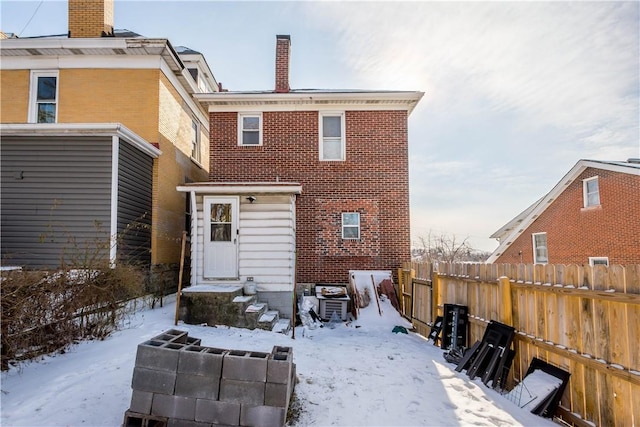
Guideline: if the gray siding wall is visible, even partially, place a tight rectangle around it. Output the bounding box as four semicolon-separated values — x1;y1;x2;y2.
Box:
1;136;112;268
117;141;153;267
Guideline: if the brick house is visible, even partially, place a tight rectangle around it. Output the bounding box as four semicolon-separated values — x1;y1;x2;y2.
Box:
0;0;215;286
487;159;640;265
178;35;423;318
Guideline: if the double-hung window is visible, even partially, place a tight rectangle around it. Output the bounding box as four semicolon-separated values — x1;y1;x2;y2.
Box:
191;119;201;162
583;177;600;207
238;113;262;146
342;212;360;239
532;232;548;264
30;71;58;123
320;112;345;161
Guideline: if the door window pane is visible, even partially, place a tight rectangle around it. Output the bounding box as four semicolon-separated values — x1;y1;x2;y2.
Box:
210;203;232;241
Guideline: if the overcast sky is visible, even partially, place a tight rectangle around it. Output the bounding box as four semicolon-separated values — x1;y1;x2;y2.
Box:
2;1;639;252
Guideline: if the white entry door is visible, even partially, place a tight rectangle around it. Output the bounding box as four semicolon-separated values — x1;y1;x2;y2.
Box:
203;196;238;279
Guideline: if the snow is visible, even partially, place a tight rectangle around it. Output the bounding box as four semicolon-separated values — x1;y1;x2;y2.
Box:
1;294;555;427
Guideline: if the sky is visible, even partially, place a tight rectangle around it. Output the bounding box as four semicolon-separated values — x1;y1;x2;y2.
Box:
0;291;556;426
2;0;639;253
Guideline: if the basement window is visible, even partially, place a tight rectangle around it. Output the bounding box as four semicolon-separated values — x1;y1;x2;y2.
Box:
238;113;262;146
342;212;360;239
589;257;609;267
532;232;548;264
29;71;58;123
583;177;600;208
320;112;345;161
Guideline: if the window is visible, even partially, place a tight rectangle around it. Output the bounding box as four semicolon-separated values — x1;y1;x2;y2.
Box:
342;212;360;239
320;112;345;161
589;257;609;267
238;113;262;146
583;177;600;207
191;119;201;162
532;233;548;264
30;71;58;123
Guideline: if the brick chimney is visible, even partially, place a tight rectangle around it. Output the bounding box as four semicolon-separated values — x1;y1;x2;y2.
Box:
68;0;114;38
275;35;291;93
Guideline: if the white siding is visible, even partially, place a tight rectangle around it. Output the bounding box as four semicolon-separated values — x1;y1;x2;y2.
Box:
239;195;295;291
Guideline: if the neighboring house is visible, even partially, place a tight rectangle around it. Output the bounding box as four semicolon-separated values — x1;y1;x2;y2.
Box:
488;159;640;265
0;0;216;285
178;35;423;318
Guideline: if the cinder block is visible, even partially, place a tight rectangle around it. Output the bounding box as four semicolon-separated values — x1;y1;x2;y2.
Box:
152;394;197;421
195;399;241;425
167;418;211;427
175;372;220;400
135;341;185;372
129;390;154;414
185;336;202;346
132;367;177;394
219;379;265;406
264;382;291;408
266;349;293;384
152;329;189;343
123;410;167;427
222;350;269;382
178;345;226;376
240;405;286;427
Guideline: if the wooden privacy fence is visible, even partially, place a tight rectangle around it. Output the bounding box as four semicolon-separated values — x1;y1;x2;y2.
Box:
399;262;640;427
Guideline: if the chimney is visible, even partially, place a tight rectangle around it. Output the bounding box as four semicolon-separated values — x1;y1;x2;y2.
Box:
275;35;291;93
68;0;114;38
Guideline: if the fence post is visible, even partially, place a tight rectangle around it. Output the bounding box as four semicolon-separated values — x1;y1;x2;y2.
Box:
498;276;513;326
432;270;441;323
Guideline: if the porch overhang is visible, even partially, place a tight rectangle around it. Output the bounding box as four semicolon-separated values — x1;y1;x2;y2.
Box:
177;182;302;195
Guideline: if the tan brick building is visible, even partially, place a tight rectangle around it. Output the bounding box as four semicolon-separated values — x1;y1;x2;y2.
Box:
0;0;216;286
488;159;640;265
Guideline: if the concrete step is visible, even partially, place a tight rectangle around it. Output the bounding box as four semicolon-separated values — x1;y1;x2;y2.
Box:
257;310;279;331
232;295;258;328
244;303;268;329
272;318;291;335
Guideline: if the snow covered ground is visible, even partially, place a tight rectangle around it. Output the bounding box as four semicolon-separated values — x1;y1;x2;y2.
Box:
1;294;555;426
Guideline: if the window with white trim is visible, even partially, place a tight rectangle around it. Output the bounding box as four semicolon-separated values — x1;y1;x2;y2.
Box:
342;212;360;239
238;113;262;146
589;257;609;267
532;232;548;264
191;118;201;162
583;176;600;207
320;112;345;161
30;71;58;123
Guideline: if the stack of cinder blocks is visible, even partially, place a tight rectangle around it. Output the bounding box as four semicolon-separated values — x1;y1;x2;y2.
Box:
124;329;296;427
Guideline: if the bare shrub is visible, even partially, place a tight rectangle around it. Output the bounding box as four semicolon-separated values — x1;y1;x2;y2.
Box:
1;219;150;371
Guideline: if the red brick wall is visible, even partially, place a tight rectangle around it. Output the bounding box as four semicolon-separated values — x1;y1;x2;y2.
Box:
209;109;410;283
496;168;640;265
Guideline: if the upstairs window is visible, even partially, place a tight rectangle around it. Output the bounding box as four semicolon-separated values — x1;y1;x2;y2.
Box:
583;176;600;207
30;71;58;123
320;112;345;161
342;212;360;239
532;232;548;264
191;119;201;162
238;113;262;146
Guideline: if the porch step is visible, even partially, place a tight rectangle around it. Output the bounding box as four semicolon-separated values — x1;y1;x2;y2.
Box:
232;295;258;328
245;303;268;329
257;310;280;331
272;318;292;335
